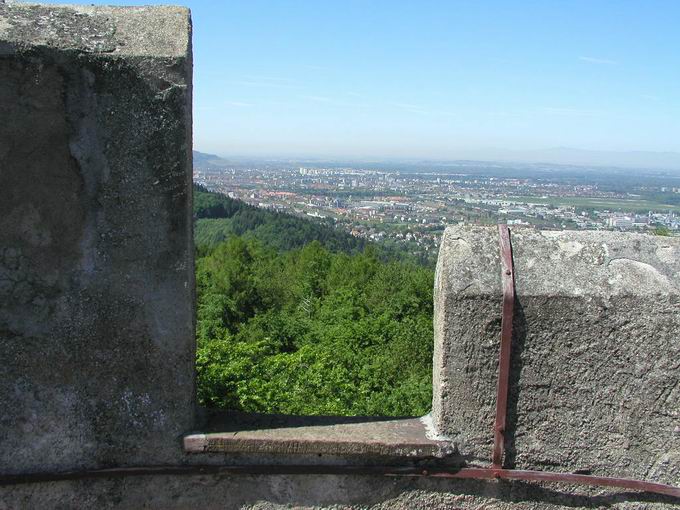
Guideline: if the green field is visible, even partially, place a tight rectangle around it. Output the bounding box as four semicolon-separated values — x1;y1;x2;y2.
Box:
507;196;680;212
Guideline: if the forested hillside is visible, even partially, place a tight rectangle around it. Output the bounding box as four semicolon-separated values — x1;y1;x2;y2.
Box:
193;185;431;265
193;186;435;416
194;185;368;254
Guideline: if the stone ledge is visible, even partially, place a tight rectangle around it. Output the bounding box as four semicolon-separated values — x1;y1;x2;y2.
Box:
184;412;459;460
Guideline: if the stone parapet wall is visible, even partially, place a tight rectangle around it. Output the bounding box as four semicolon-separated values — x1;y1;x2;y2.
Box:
433;226;680;484
0;2;195;472
1;3;678;509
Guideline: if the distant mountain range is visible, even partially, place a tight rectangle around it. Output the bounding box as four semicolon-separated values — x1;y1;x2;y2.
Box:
193;148;680;172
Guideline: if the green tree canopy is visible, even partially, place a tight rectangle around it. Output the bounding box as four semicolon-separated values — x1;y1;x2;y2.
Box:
195;236;435;417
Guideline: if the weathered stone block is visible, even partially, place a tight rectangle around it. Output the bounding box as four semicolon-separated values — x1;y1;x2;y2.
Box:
433;226;680;484
0;3;194;472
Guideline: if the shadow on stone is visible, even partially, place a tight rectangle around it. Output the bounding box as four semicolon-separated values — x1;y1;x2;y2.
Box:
200;409;415;433
503;298;527;469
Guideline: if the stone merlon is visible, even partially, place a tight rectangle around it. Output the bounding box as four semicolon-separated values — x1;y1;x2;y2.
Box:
0;1;194;473
433;226;680;485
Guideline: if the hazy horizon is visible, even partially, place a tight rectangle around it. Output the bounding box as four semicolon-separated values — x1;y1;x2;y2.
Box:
194;146;680;173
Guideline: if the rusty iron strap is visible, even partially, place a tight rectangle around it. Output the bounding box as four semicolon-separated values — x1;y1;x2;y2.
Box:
422;467;680;498
493;224;515;469
1;464;679;498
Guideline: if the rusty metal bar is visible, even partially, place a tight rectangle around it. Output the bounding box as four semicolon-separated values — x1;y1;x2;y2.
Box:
424;467;680;498
1;464;678;498
493;224;515;469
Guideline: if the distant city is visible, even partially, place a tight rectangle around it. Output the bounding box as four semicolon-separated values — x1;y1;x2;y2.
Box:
194;152;680;263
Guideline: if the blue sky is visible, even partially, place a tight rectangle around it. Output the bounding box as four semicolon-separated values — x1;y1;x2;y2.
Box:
34;1;680;160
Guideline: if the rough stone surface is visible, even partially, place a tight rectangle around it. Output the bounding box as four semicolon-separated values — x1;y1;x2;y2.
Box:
0;2;194;472
0;2;189;56
433;226;680;485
